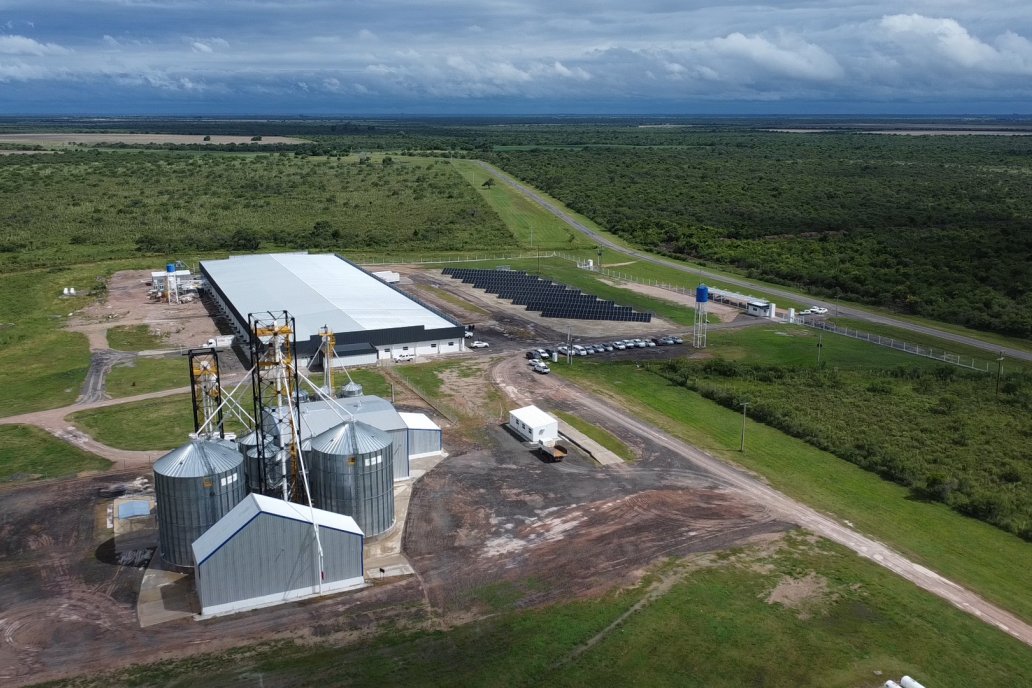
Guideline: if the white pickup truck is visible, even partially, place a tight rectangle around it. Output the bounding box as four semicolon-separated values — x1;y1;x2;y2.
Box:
204;335;235;348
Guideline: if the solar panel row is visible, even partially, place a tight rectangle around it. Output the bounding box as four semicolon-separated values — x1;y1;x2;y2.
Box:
442;267;653;322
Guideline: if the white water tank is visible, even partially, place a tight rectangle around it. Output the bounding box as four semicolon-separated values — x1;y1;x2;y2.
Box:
900;677;926;688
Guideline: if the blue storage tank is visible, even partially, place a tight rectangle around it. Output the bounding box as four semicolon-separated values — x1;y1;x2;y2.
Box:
166;263;176;273
695;285;709;303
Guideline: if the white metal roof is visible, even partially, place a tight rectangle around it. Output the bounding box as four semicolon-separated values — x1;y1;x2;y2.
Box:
510;405;557;429
398;411;440;431
201;253;455;341
192;493;363;565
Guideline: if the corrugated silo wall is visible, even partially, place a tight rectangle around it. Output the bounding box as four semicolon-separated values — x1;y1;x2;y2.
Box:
196;516;363;612
156;465;244;568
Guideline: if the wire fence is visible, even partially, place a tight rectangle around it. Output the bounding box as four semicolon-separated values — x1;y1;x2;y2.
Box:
362;251;560;266
798;318;993;372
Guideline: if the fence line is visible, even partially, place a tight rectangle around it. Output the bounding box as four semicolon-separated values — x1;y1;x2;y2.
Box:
798;319;992;372
362;251;559;267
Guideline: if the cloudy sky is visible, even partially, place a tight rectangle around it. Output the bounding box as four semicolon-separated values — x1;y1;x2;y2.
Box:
2;1;1031;115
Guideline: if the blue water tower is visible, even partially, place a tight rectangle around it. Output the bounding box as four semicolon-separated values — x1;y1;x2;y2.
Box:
695;284;709;303
166;263;176;274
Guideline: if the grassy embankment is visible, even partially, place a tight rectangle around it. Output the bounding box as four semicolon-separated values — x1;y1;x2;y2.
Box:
554;410;635;461
553;325;1032;623
0;425;110;480
43;534;1032;688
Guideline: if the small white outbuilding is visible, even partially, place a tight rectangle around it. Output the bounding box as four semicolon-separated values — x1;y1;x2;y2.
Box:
508;405;559;446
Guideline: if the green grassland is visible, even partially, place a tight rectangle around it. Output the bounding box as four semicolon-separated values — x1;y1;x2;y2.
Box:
450;159;593;250
43;534;1032;688
105;357;190;398
552;334;1032;623
0;424;110;481
106;324;168;351
0;262;135;417
69;394;195;450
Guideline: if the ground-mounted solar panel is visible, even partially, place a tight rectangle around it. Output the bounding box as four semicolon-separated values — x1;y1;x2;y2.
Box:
441;268;653;321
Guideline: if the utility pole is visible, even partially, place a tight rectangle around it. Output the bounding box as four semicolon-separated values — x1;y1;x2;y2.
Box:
816;333;824;368
996;352;1005;396
740;402;750;452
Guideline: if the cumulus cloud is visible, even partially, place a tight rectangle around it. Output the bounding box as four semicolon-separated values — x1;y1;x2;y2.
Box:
0;34;68;56
2;2;1032;111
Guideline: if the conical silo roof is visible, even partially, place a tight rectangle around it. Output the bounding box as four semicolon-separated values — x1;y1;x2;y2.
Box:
237;430;261;450
341;381;364;397
310;420;391;456
154;439;242;478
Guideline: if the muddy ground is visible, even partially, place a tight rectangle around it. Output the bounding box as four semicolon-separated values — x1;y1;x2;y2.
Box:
67;269;229;352
0;422;784;686
0;264;789;685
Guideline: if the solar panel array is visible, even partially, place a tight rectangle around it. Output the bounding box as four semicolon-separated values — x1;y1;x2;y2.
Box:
443;268;652;322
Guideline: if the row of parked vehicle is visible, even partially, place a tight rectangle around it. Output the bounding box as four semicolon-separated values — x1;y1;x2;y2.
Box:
526;336;684;362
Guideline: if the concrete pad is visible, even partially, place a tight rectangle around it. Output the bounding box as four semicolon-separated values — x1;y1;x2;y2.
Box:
363;452;446;579
137;556;198;627
557;422;624;466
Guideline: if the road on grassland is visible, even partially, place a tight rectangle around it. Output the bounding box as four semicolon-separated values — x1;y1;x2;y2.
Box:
491;354;1032;648
473;160;1032;363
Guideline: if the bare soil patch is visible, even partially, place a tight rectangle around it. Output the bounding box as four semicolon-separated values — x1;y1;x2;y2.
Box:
67;270;227;352
765;572;833;619
597;277;741;323
0;133;309;146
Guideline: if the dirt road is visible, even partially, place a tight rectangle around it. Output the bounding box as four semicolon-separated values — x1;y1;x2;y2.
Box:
490;353;1032;647
0;387;192;467
472;160;1032;363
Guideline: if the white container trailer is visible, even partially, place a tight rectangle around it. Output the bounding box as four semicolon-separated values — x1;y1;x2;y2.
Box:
509;405;559;446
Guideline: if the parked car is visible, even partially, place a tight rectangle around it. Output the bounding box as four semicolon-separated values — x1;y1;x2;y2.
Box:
671;336;683;345
646;339;657;347
557;345;569;355
470;340;490;348
635;339;647;348
658;336;674;345
602;343;614;352
535;364;551;375
394;353;415;362
464;331;474;338
811;306;829;315
526;350;539;359
572;344;587;356
614;340;627;350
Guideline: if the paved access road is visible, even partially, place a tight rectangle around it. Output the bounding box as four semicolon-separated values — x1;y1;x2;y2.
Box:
491;354;1032;648
473;160;1032;363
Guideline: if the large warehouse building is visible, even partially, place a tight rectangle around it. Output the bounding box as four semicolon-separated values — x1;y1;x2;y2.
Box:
200;253;466;365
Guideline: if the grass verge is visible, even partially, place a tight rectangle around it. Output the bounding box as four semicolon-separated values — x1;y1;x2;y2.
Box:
0;424;110;481
554;410;635;461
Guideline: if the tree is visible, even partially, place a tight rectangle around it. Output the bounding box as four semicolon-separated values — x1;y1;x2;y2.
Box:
203;135;211;142
482;177;495;188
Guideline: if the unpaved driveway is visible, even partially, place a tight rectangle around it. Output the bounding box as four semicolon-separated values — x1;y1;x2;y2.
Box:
490;353;1032;647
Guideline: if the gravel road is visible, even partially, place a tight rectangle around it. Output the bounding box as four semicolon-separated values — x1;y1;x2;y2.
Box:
490;353;1032;647
473;160;1032;363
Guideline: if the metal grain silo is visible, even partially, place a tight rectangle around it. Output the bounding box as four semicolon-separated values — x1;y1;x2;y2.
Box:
341;381;363;398
308;420;394;536
154;439;245;569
